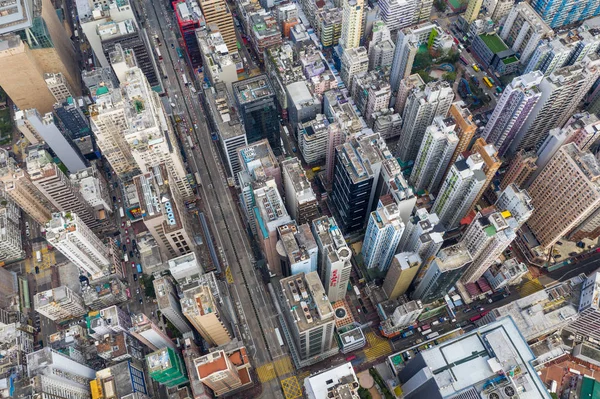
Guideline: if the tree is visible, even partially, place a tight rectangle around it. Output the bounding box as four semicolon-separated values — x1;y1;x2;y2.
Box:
417;70;434;83
443;71;457;83
358;387;372;399
434;0;447;12
141;274;156;298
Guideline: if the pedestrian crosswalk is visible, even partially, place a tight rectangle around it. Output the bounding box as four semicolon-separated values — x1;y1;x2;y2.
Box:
273;356;294;377
256;355;294;383
363;331;392;362
256;363;276;383
518;278;544;297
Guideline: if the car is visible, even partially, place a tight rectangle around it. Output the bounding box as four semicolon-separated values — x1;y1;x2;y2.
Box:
132;239;137;248
121;222;125;228
478;307;485;312
463;308;471;313
35;266;39;274
133;274;137;281
25;221;29;228
122;245;127;252
136;288;140;295
127;238;130;244
125;229;128;235
139;297;143;304
113;196;117;202
171;43;175;48
129;251;134;258
131;262;135;268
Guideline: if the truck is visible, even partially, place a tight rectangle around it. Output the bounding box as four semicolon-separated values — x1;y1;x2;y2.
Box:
421;329;432;336
186;135;195;149
401;330;415;338
36;251;42;263
426;332;440;340
123;253;129;262
431;321;440;326
119;207;125;218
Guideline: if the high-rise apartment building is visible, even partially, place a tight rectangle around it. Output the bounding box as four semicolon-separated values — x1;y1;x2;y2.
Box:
130;313;175;350
0;195;24;262
312;216;352;302
232;75;280;150
253;179;292;276
44;72;73;104
562;112;600;152
532;0;600;28
459;209;519;284
410;116;459;193
431;153;487;230
0;149;56;225
500;3;553;63
330;133;391;233
279;272;338;367
147;347;189;387
524;37;573;76
0;0;81;114
495;183;534;227
53;97;98;161
396;80;454;163
368;21;394;70
154;275;192;334
528;143;600;248
168;252;204;284
298;114;329;165
199;0;237;53
194;343;253;396
82;274;128;309
339;0;364;50
568;272;600;341
394;73;425;113
382;252;421;300
514;57;600;153
173;0;204;68
411;243;472;302
133;164;195;259
91;360;148;398
46;212;116;278
398;208;444;264
277;222;318;276
500;150;537;191
27;148;100;230
464;0;483;23
340;46;369;90
482;71;543;157
33;286;87;322
446;102;477;170
27;347;96;399
379;0;416;32
469;138;501;210
181;272;233;346
282;158;318;224
362;200;406;272
112;49;193;198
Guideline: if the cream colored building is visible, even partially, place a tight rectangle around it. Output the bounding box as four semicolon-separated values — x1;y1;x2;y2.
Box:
528;143;600;248
339;0;364;50
0;0;81;114
0;149;56;225
199;0;237;53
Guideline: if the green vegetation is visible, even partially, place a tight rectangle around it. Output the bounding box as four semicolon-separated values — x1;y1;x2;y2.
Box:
417;70;435;83
358;387;372;399
502;56;519;64
479;33;508;53
141;274;156;298
443;71;457;83
369;368;394;399
434;0;447;11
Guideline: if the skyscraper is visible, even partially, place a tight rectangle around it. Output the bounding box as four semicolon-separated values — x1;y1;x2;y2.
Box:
154;275;192;334
531;0;600;29
469;138;501;210
0;195;24;263
499;150;537;191
362;200;406;272
304;363;360;399
181;272;233;346
0;0;81;114
378;0;416;32
527;143;600;248
198;0;237;53
312;216;352;302
232;75;280;150
567;272;600;341
410;116;459;193
396;80;454;163
411;243;472;302
500;3;552;63
173;0;204;68
382;252;421;300
33;286;87;322
481;71;543;157
339;0;364;50
446;102;477;171
279;272;338;367
431;153;487;230
27;148;100;230
398;208;444;263
464;0;483;24
281;158;318;224
277;222;319;276
340;46;369;90
514;57;600;153
146;347;189;387
495;183;534;228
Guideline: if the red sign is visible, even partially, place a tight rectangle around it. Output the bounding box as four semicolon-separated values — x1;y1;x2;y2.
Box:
330;269;339;287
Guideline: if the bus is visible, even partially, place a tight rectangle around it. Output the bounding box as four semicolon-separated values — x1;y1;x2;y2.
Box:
136;264;143;274
119;207;125;218
194;172;201;187
274;328;284;346
421;329;432;336
155;47;163;61
176;47;184;59
353;285;360;296
483;76;494;88
426;332;440;340
459;55;468;65
187;135;195;149
160;62;168;79
182;74;189;86
472;64;480;72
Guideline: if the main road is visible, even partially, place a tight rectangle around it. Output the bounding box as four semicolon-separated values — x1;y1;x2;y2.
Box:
141;1;287;397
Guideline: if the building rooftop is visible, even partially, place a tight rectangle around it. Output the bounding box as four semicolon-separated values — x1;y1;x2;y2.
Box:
282;158;316;204
180;272;223;318
233;74;275;104
277;223;317;264
489;274;585;341
280;272;334;332
205;83;245;141
337;133;392;184
406;317;550;399
304;362;359;399
435;243;472;271
312;216;351;267
238;139;278;179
